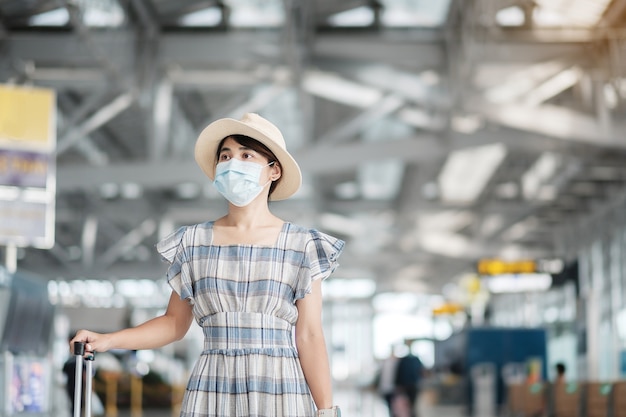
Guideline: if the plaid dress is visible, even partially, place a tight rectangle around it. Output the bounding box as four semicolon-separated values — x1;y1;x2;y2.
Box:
156;221;344;417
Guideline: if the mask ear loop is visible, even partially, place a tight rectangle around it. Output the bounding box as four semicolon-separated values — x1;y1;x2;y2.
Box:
267;160;279;182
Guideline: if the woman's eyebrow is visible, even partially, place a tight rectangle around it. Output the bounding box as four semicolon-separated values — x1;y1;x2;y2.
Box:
220;145;254;152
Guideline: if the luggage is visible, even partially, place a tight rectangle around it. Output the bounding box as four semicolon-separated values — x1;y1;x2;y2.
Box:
73;341;95;417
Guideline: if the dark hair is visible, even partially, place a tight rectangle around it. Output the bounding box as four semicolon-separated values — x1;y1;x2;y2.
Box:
555;363;566;374
216;134;281;197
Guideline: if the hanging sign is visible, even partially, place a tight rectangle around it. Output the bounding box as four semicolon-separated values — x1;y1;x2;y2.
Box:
0;84;56;249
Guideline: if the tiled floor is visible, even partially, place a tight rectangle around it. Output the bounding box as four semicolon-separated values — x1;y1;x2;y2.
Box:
53;383;468;417
109;390;467;417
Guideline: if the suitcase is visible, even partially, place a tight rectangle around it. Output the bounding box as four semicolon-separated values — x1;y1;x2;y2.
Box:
73;341;95;417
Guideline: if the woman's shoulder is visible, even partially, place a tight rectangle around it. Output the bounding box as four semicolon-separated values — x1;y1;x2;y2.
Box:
284;222;322;238
162;221;215;243
284;223;344;246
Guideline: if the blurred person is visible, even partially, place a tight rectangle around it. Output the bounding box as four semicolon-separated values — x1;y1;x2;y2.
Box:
377;347;400;417
554;362;566;384
70;113;345;417
394;339;424;417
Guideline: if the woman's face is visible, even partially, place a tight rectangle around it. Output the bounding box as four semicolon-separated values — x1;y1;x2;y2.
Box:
215;136;282;196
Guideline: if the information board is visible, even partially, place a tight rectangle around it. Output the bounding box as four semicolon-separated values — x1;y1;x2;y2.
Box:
0;84;56;248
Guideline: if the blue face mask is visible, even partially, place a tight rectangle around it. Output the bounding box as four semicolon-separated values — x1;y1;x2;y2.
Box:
213;159;274;207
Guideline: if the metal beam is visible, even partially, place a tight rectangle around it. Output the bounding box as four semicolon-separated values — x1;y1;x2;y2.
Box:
316;94;405;143
57;91;136;155
474;99;626;149
5;29;602;75
56;127;565;191
98;218;157;268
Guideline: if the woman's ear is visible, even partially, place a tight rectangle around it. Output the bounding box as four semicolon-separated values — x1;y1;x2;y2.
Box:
271;162;282;181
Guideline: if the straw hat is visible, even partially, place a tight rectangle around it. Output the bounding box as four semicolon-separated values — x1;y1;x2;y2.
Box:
194;113;302;201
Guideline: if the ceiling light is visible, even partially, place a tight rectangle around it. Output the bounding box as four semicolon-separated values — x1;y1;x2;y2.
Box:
179;7;222;27
229;0;284;27
438;143;507;204
82;2;125;27
496;6;525;27
28;8;70;26
381;0;452;27
327;6;375;27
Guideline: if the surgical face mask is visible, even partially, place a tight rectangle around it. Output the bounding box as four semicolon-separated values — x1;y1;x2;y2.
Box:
213;158;274;207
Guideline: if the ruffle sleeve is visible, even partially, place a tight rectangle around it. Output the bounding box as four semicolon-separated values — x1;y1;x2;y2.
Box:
295;229;345;301
155;225;195;305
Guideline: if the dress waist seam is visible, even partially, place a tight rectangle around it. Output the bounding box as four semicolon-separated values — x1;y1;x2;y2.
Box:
200;347;298;357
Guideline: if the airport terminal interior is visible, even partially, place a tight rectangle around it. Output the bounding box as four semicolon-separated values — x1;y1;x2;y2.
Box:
1;0;626;416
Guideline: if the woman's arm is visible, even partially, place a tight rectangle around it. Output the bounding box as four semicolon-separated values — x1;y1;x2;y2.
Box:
71;290;193;354
295;279;333;410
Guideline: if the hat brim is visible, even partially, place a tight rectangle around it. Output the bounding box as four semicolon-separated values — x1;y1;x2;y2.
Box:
194;118;302;201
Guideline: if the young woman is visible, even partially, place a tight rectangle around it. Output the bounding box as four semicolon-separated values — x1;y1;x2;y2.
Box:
71;113;344;417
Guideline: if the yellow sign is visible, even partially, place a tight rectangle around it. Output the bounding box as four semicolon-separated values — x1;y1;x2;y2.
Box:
432;302;464;315
0;84;55;150
477;258;537;275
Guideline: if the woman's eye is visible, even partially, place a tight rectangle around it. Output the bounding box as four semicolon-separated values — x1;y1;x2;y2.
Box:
219;154;230;161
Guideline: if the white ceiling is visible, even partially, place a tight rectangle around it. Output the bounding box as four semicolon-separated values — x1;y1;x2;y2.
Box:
1;0;626;295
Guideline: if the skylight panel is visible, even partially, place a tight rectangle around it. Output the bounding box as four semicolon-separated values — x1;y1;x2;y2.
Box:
381;0;452;27
179;7;222;27
533;0;612;27
438;143;507;204
29;8;70;26
327;6;375;27
496;6;526;27
29;1;126;27
82;1;125;27
227;0;285;28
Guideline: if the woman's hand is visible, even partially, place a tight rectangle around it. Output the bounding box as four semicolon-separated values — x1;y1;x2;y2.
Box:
70;330;114;355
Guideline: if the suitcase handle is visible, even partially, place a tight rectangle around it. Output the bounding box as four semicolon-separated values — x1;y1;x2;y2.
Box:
73;342;95;417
